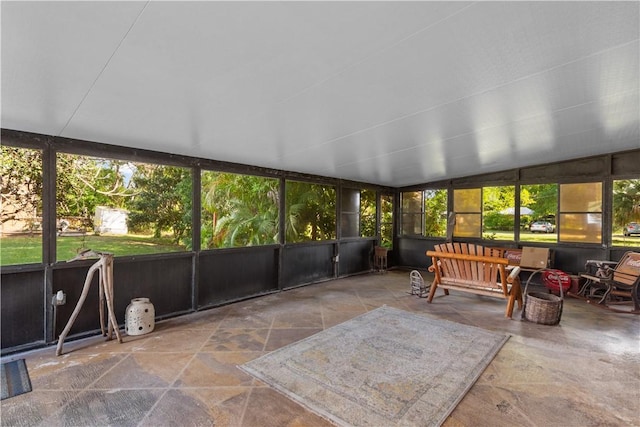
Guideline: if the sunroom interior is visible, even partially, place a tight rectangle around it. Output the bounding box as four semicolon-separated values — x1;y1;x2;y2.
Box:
1;2;639;426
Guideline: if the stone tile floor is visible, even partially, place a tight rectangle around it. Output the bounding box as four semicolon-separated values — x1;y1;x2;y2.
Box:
1;270;639;426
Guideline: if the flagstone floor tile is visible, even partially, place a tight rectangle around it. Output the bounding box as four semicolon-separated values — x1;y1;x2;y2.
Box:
1;270;638;426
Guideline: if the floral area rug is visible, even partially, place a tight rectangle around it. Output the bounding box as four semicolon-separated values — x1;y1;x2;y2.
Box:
240;306;508;426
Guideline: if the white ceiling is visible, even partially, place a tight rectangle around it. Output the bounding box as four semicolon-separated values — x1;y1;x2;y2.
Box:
2;1;639;187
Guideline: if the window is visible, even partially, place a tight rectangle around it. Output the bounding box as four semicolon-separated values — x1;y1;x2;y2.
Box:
482;185;515;241
612;178;640;247
398;189;447;238
56;153;191;261
401;191;423;236
559;182;602;243
424;189;448;238
201;171;279;248
453;188;481;238
360;189;376;237
520;184;558;243
0;146;43;266
285;180;336;243
380;194;394;248
341;188;360;238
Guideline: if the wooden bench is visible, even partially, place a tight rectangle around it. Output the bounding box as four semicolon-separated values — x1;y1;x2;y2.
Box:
426;243;523;318
579;251;640;312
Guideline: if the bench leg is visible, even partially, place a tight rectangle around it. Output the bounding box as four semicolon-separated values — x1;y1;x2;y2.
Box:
505;294;516;318
514;281;523;309
427;281;438;302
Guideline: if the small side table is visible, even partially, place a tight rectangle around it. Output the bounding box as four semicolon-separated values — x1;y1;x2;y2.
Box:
374;246;388;273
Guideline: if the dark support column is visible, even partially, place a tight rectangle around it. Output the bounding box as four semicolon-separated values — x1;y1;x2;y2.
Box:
43;138;56;343
278;175;286;290
191;165;201;311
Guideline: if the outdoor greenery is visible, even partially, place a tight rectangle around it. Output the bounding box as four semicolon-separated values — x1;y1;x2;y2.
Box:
380;194;393;247
56;154;135;227
202;171;279;248
1;147;43;230
360;189;376;237
0;234;184;266
613;179;640;229
1;146;638;267
424;189;447;237
285;181;336;242
126;164;192;244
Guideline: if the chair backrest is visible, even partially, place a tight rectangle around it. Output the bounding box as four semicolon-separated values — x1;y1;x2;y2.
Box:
613;252;640;287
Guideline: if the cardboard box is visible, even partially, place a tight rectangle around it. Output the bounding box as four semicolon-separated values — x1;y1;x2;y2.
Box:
520;247;552;270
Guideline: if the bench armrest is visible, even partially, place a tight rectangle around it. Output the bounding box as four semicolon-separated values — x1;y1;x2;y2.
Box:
507;266;521;283
428;260;441;273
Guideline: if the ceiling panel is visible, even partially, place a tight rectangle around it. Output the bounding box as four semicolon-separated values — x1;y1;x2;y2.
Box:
2;1;638;187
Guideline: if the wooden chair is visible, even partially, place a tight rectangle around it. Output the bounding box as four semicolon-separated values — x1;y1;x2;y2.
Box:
579;251;640;312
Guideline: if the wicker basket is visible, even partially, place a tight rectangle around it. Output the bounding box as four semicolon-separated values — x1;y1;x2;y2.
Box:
522;268;563;325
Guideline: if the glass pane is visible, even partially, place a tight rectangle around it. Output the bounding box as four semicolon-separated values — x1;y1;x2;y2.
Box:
612;179;640;247
56;153;191;261
341;213;360;238
424;189;447;238
360;189;376;237
380;194;394;248
0;146;43;266
401;214;422;236
558;182;602;244
560;182;602;212
402;191;422;212
454;214;481;238
559;213;602;243
341;188;360;238
401;191;422;236
520;184;558;243
341;188;359;213
201;171;279;248
482;186;514;241
285;181;336;243
453;188;481;212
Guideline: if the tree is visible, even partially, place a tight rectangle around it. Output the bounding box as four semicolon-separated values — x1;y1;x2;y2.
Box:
360;189;376;237
126;165;192;243
285;181;336;242
523;184;558;220
201;172;279;248
1;147;42;229
613;179;640;230
424;189;447;237
56;154;133;228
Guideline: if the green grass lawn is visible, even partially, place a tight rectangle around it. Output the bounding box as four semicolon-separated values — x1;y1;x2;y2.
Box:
2;231;638;267
0;234;186;266
490;231;640;247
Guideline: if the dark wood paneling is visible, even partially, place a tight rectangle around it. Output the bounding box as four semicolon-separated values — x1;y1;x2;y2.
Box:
1;270;45;351
520;156;608;181
114;255;193;317
282;244;334;288
396;238;439;269
52;255;193;338
452;169;518;187
198;247;278;307
338;240;374;276
612;150;640;176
